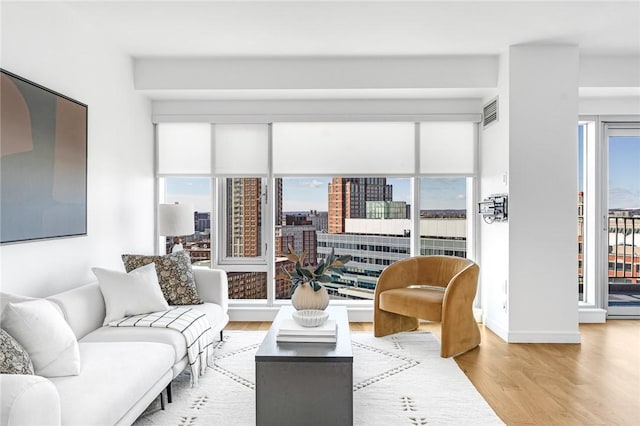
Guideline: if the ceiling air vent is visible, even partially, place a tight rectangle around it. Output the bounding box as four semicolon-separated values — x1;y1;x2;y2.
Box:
482;96;499;129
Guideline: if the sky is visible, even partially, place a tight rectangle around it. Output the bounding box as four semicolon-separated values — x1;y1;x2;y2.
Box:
164;178;212;212
281;177;466;211
164;176;468;213
608;136;640;209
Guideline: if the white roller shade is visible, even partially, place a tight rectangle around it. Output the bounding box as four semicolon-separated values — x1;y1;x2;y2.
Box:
157;123;211;174
419;122;475;174
272;122;415;175
213;124;269;176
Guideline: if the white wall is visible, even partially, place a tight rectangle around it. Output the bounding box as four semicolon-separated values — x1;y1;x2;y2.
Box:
136;56;498;91
508;45;580;342
479;50;511;339
0;3;154;297
578;55;640;115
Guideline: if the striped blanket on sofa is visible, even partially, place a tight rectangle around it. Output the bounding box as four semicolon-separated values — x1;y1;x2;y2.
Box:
108;307;213;385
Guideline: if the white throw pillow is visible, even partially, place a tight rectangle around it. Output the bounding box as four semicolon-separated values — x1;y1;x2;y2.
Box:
1;299;81;377
92;263;169;325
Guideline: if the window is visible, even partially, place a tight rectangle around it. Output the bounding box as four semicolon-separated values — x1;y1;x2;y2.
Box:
157;121;478;307
158;177;212;261
578;124;586;301
579;119;640;317
606;127;640;316
419;177;469;258
276;177;412;301
223;177;264;259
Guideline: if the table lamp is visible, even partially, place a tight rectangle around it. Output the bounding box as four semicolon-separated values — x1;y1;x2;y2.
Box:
158;203;195;253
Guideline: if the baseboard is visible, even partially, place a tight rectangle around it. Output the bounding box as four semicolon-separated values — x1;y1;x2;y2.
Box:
578;307;607;323
484;317;509;342
229;307;280;322
347;307;374;322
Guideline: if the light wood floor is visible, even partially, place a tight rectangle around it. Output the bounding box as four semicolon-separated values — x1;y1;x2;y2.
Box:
227;320;640;425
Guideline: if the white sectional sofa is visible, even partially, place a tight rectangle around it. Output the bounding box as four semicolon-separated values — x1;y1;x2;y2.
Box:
0;267;229;426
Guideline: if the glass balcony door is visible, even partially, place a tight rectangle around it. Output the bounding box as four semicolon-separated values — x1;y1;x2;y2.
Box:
605;124;640;317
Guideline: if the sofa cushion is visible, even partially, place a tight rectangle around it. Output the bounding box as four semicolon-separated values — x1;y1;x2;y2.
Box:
49;342;174;426
1;299;81;377
122;251;203;305
0;292;36;318
46;282;106;340
80;303;224;364
80;326;187;364
92;263;169;325
0;328;34;375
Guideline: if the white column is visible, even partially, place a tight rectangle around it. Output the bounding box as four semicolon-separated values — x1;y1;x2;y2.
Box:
507;45;580;342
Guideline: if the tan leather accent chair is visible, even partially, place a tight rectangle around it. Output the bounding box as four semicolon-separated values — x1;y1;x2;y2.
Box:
374;255;480;358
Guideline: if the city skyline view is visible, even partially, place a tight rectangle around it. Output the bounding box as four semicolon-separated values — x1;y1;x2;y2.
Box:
164;176;468;213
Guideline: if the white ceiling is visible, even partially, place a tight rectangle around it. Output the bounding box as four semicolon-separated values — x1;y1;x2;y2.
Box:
58;0;640;100
65;1;640;57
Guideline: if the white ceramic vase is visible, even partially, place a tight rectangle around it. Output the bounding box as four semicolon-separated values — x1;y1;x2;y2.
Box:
291;283;330;311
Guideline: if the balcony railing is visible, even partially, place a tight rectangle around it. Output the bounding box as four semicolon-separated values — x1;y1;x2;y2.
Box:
608;216;640;285
579;215;640;289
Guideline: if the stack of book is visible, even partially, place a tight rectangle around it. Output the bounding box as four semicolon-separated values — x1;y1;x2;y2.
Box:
276;318;337;343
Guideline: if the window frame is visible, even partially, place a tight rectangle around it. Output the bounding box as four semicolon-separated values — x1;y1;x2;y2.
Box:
155;120;480;308
578;115;640;321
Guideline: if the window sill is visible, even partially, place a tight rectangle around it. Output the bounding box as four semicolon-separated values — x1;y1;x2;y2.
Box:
229;304;373;322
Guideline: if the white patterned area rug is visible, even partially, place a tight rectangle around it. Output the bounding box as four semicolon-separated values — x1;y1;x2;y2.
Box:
134;331;503;426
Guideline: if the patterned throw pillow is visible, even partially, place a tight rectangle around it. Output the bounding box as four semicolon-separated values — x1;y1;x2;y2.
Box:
121;251;203;305
0;328;35;375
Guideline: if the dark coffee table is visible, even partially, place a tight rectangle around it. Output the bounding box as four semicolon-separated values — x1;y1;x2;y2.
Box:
255;305;353;426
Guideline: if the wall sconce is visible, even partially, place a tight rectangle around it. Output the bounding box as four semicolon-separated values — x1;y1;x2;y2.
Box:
478;194;508;224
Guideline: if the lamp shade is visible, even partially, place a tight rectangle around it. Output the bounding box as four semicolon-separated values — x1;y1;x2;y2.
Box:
158;203;195;236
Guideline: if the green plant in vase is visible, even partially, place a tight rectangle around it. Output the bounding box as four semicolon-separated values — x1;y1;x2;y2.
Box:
278;244;351;311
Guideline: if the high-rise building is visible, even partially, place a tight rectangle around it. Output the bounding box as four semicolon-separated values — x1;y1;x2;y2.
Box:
328;177;392;233
276;224;317;265
226;178;293;299
285;213;312;226
194;211;210;233
308;210;328;232
226;178;262;257
225;178;265;299
366;201;408;219
227;272;267;299
317;217;467;299
275;178;283;227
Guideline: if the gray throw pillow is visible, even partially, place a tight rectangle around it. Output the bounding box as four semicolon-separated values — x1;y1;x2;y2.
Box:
121;251;203;305
0;328;35;375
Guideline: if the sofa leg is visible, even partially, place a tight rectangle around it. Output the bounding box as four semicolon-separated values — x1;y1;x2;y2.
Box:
160;391;165;410
220;329;224;341
166;383;172;404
